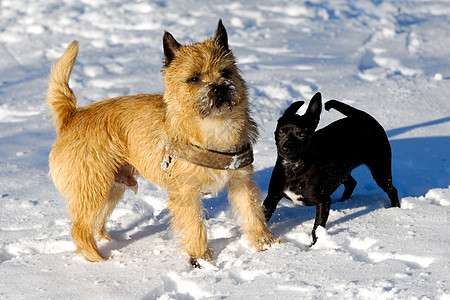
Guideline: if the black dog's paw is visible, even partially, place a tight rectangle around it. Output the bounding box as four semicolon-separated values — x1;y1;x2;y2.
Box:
309;234;318;247
324;100;338;111
391;199;401;208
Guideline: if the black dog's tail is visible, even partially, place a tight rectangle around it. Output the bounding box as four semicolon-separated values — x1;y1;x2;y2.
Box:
324;100;373;120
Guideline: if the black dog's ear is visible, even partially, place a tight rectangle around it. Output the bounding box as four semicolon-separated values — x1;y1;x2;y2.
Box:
307;92;322;114
283;101;305;117
305;92;322;126
163;31;182;67
213;19;229;52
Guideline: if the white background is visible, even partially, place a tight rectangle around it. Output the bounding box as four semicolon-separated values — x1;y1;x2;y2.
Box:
0;0;449;299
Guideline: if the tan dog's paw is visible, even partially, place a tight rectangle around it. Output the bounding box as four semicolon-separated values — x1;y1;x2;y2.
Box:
75;247;109;262
254;234;284;252
190;248;214;268
95;230;113;242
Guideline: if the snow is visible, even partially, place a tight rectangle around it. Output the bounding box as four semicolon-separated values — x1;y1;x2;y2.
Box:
0;0;449;299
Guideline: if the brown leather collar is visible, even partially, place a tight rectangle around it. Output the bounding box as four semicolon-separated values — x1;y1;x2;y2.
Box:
165;140;253;170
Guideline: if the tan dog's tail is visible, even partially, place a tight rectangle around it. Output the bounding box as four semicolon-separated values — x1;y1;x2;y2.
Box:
47;41;79;132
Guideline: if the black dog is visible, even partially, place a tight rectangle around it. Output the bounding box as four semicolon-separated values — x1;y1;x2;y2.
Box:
263;92;400;244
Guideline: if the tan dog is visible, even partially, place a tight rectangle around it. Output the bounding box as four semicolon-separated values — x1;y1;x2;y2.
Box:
47;20;279;265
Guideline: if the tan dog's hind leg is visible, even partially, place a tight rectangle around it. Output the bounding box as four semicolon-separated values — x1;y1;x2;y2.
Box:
95;163;138;242
167;185;211;263
71;205;107;262
95;183;125;242
68;176;113;262
227;166;282;251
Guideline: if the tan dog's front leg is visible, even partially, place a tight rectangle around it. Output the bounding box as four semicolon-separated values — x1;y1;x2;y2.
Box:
227;166;282;251
167;186;212;266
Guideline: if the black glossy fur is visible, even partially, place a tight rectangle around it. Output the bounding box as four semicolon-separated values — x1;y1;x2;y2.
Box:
263;92;400;244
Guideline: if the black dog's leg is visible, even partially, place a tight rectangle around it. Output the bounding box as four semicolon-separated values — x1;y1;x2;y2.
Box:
263;161;286;222
338;176;357;202
377;177;400;208
311;197;332;245
368;160;401;208
387;187;400;208
263;193;283;222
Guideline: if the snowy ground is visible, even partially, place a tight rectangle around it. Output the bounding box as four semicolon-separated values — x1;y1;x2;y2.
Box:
1;0;449;299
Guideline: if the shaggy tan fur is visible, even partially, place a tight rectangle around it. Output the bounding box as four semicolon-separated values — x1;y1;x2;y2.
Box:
47;20;280;264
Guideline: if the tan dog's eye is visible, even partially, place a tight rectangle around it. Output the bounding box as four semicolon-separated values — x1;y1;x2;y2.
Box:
188;76;200;83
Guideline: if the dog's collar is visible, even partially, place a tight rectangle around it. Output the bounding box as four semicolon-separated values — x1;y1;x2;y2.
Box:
164;140;253;170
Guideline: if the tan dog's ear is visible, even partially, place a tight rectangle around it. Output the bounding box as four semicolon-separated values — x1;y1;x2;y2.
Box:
213;19;229;52
163;31;182;66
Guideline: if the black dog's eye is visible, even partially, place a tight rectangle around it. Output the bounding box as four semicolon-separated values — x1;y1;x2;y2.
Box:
188;76;200;83
280;128;289;135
